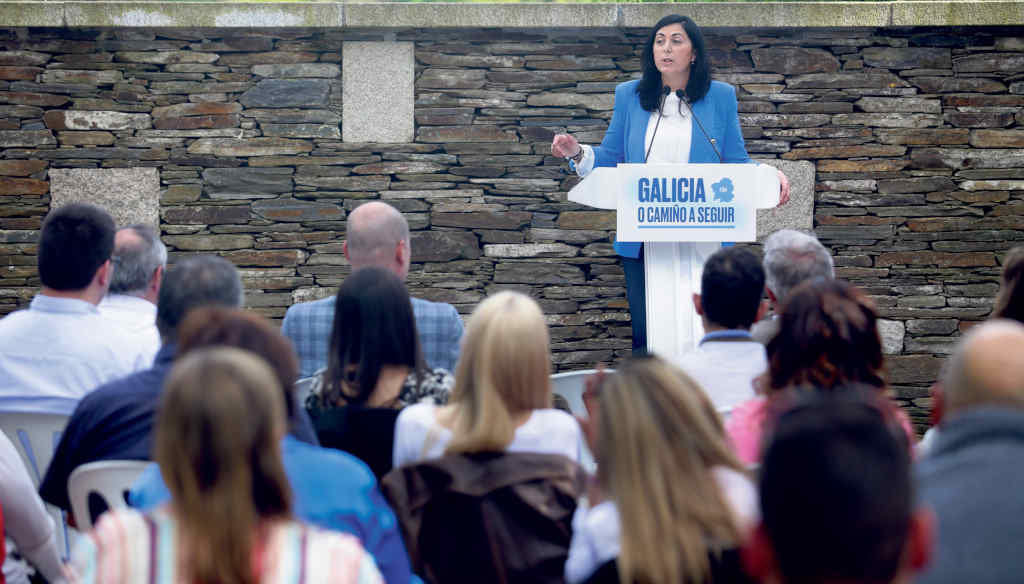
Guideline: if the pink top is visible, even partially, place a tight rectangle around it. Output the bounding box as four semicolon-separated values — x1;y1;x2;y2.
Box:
726;395;916;465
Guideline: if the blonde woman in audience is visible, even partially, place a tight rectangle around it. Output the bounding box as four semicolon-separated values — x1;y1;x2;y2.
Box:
565;356;757;584
384;291;583;583
392;290;580;467
68;348;382;584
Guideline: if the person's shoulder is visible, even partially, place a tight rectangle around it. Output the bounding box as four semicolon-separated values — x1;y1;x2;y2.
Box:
411;296;458;316
707;79;738;101
286;436;377;485
616;79;641;93
397;401;438;428
284;295;335;318
530;408;581;436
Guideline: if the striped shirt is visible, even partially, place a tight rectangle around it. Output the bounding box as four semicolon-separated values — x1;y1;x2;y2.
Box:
68;508;382;584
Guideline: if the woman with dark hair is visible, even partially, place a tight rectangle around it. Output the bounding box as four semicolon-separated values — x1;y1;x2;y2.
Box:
69;348;382;584
725;279;913;464
551;14;789;354
992;245;1024;324
306;266;453;477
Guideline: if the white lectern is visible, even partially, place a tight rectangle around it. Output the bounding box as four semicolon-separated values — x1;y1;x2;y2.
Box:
569;163;780;363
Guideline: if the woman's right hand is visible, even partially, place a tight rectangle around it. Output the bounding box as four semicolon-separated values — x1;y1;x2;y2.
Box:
551;133;581;159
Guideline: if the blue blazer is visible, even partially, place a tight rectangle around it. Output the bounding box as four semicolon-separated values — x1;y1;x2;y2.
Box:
591;79;752;258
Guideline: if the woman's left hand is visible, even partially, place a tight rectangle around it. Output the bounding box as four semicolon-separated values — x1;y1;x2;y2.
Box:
777;169;790;207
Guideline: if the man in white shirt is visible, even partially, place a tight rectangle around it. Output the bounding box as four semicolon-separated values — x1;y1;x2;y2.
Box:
677;246;768;415
0;203;142;414
98;224;166;367
751;229;834;345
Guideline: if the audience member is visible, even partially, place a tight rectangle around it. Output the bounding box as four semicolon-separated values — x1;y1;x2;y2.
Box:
677;246;768;415
726;279;913;464
746;390;931;584
392;290;580;467
98;224;166;366
129;310;416;584
751;229;833;345
306;267;451;479
39;255;244;512
283;201;463;377
991;245;1024;324
383;291;583;584
565;356;757;584
68;348;382;584
0;203;142;413
0;432;63;584
916;319;1024;584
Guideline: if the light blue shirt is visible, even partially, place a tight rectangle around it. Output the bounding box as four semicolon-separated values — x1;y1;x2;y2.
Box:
0;295;145;414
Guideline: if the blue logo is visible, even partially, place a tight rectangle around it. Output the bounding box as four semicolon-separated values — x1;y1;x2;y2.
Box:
711;178;735;203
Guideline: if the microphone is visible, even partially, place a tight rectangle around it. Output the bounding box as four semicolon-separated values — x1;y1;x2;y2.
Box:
644;86;671;163
677;89;722;163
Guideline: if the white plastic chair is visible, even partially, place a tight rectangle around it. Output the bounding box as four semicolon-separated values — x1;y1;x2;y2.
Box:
294;376;316;409
67;460;151;530
550;369;615;419
550;369;614;475
0;410;72;558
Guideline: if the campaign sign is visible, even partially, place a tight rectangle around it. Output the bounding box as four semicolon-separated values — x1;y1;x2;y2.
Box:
615;163;764;243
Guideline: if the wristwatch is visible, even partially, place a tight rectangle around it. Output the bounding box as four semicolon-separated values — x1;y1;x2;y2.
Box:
570;147;583;164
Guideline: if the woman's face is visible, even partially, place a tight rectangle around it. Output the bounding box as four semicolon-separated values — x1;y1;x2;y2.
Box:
652;23;695;78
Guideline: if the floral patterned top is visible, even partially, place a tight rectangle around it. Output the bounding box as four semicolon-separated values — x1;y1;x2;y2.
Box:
305;367;453;413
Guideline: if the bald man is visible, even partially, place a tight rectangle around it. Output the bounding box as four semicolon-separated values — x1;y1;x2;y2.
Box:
282;201;464;378
916;319;1024;584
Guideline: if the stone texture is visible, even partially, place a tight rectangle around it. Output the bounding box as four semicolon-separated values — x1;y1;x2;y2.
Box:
261;123;340;139
50;168;160;227
203;167;293;198
163;205;250;225
252;63;340;78
878;319;906;354
252;199;345;223
756;160;815;238
187;137;313;156
410;231;481;262
343;42;414;143
115;51;219;64
239;79;331;109
0;160;46;176
43;110;151;131
0;130;54;147
163;234;254;251
751;47;839;74
862;47;951;69
151;102;241;119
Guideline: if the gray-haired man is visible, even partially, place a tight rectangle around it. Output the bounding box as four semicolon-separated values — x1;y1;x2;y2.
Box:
751;229;834;345
99;224;167;366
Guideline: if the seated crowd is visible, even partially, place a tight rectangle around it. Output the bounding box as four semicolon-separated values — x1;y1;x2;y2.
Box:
1;202;1022;584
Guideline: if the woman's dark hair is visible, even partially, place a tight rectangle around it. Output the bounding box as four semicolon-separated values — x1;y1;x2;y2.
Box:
768;279;886;393
323;266;423;406
637;14;712;112
992;246;1024;324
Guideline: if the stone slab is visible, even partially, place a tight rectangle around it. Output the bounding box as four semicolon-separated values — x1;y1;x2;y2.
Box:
343;41;413;144
755;160;814;240
50;168;160;228
62;2;343;28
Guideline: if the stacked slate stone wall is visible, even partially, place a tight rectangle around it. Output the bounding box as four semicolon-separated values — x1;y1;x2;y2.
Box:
1;25;1023;432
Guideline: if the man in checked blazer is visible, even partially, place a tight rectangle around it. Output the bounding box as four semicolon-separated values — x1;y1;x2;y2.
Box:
282;201;464;379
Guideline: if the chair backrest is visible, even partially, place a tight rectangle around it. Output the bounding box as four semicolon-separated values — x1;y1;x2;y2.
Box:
550;369;614;419
549;370;614;475
0;410;73;558
294;376;315;409
68;460;151;530
0;411;70;486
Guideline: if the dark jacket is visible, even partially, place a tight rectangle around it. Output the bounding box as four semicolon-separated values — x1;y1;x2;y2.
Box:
582;550;754;584
382;451;585;584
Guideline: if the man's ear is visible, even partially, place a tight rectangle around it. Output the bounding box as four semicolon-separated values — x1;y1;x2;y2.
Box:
907;507;935;574
150;264;164;296
767;288;778;305
693;293;703;316
742;524;779;584
96;258;113;287
342;240;350;262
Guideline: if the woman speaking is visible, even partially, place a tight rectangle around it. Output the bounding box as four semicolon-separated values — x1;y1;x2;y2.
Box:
552;14;790;354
